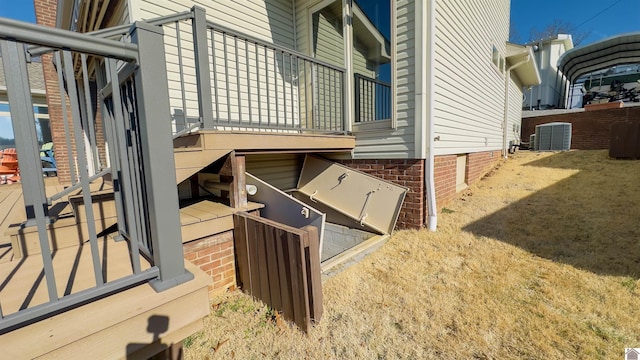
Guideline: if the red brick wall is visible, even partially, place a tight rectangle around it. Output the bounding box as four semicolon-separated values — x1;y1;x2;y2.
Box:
522;107;640;150
183;231;236;298
339;159;425;229
434;150;500;208
35;0;76;184
433;155;457;208
466;151;499;185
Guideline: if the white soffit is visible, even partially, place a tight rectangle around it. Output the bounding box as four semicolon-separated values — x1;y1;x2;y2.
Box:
506;43;541;86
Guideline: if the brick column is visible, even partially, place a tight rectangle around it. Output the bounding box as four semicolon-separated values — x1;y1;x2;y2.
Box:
433;155;457;208
34;0;76;184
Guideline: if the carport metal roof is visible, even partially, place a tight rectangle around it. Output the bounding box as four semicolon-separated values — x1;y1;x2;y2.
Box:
558;31;640;83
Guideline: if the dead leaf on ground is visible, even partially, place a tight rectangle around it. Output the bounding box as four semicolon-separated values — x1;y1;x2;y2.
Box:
213;339;228;353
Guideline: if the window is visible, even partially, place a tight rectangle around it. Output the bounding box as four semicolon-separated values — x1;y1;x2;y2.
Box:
0;101;52;150
352;0;394;126
492;45;505;75
492;46;500;67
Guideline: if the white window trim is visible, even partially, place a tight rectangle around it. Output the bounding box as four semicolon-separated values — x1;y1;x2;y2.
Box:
307;0;397;133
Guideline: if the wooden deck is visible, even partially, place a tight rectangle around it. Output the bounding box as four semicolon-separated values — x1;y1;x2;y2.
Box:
0;177;147;317
0;179;67;254
180;199;263;242
0;235;151;316
0;177;112;260
1;260;211;359
0;178;212;359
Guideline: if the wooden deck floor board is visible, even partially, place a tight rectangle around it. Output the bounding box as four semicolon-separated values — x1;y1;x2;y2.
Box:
0;236;150;316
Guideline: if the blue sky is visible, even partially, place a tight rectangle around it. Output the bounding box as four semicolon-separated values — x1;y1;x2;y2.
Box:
0;1;35;22
511;0;640;46
1;0;639;47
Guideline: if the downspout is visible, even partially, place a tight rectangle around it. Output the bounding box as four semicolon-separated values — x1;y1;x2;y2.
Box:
502;55;530;158
425;0;437;231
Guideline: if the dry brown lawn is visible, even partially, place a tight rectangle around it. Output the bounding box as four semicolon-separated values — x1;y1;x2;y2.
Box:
185;150;640;359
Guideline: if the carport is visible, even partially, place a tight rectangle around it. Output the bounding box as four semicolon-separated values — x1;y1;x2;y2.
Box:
555;31;640;108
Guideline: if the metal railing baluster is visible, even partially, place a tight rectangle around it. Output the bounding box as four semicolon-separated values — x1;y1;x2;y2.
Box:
210;29;220;122
323;66;327;131
255;43;262;126
80;54;101;172
273;50;279;128
223;33;231;123
290;55;295;128
54;51;78;184
62;50;103;287
96;68;129;245
282;51;287;127
105;59;140;273
244;40;252;125
175;21;188;131
234;35;242;123
122;79;150;256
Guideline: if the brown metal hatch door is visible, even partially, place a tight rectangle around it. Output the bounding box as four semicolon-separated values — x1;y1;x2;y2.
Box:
296;155;408;235
233;212;322;332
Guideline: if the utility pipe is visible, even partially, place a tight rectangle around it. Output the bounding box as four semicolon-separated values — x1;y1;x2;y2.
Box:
424;0;437;231
503;54;530;158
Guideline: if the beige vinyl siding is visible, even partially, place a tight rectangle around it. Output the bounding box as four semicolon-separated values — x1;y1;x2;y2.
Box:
133;0;297;129
312;5;344;67
245;154;304;190
294;0;416;159
349;0;415;159
507;76;523;145
310;4;376;131
433;0;510;156
135;0;295;46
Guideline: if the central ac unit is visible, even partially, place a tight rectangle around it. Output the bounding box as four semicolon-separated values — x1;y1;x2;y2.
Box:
530;134;537;151
534;122;571;151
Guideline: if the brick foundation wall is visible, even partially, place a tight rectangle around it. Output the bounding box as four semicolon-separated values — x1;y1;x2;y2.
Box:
522;106;640;150
433;155;457;208
183;231;236;299
466;151;499;185
338;159;425;229
434;150;500;208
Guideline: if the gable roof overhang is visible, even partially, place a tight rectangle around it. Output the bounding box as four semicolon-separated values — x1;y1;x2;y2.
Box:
525;34;574;52
506;43;541;86
352;3;391;63
320;0;390;64
56;0;76;30
557;31;640;83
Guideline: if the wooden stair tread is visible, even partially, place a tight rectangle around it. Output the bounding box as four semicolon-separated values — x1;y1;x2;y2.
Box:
179;200;263;242
0;237;151;316
1;261;211;360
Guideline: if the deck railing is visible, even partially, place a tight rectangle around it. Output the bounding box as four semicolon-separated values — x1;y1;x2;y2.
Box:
204;19;346;133
0;18;190;332
354;73;392;123
66;7;348;135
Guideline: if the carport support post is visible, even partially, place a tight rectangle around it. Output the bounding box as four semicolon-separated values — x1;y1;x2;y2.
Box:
568;82;574;108
130;21;193;291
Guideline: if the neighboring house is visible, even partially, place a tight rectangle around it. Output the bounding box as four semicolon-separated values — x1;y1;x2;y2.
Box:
522;34;573;110
0;57;51;150
0;0;539;357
